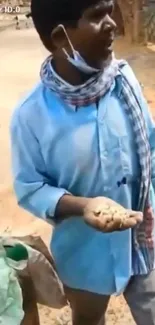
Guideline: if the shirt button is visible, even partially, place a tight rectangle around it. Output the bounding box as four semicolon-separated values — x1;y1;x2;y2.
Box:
98;118;104;124
101;151;108;157
100;152;108;159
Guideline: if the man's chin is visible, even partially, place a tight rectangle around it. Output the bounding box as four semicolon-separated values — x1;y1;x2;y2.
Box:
102;51;114;68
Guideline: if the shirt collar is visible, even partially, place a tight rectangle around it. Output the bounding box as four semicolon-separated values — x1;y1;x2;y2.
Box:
61;73;123;112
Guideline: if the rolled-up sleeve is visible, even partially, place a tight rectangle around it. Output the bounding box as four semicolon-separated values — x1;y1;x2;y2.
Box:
10;110;70;221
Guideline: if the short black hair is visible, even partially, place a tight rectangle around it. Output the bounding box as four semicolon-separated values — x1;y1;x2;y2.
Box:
31;0;100;49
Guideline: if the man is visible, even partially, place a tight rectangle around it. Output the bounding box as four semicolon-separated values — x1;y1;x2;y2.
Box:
15;15;20;30
10;0;155;324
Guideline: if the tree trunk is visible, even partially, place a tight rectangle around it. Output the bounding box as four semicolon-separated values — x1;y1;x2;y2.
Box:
117;0;133;42
132;0;143;42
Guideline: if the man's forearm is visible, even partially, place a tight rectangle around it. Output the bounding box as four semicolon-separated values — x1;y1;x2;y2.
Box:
55;194;90;220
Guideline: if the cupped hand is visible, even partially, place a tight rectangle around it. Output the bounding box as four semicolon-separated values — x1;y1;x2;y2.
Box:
83;197;143;233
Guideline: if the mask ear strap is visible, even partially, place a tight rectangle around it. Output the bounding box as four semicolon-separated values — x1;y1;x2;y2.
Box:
58;24;75;56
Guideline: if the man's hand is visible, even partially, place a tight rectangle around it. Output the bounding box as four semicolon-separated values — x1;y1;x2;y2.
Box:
83;197;143;233
55;194;143;232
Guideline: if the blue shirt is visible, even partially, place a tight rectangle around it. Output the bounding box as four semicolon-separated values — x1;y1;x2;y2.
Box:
10;64;155;295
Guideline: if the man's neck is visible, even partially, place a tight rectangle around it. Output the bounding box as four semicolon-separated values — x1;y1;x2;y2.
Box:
52;55;95;86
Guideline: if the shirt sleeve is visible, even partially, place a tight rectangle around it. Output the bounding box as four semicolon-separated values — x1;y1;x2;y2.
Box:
123;64;155;187
10;109;70;222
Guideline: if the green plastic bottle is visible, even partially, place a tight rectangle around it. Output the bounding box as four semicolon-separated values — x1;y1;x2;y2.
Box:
5;244;28;261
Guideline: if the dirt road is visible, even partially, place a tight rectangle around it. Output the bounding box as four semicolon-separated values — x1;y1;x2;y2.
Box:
0;27;155;324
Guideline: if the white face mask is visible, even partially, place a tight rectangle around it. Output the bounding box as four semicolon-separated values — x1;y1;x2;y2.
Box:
58;24;100;74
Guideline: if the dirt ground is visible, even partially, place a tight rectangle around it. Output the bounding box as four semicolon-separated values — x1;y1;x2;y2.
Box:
0;27;155;324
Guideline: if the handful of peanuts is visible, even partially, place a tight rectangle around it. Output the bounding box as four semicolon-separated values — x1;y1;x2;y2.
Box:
83;197;143;233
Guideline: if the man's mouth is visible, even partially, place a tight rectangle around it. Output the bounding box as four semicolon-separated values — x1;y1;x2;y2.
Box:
98;33;115;58
103;37;114;55
105;36;114;49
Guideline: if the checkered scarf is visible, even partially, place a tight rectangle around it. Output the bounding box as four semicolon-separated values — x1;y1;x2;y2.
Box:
41;55;154;273
119;70;154;273
40;55;119;106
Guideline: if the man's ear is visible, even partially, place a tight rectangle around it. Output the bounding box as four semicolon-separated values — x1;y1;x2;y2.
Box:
51;25;67;50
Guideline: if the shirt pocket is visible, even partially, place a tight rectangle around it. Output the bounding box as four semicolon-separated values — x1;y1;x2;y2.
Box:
119;135;140;182
102;135;140;191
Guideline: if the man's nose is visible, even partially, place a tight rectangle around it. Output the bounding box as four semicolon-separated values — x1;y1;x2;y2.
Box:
103;15;117;32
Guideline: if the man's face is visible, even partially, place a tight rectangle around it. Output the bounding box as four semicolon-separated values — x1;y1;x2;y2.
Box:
63;0;116;67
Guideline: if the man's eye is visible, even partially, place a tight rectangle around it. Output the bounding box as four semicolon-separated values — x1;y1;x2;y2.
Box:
86;9;106;20
107;6;113;16
83;4;114;21
91;10;104;19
